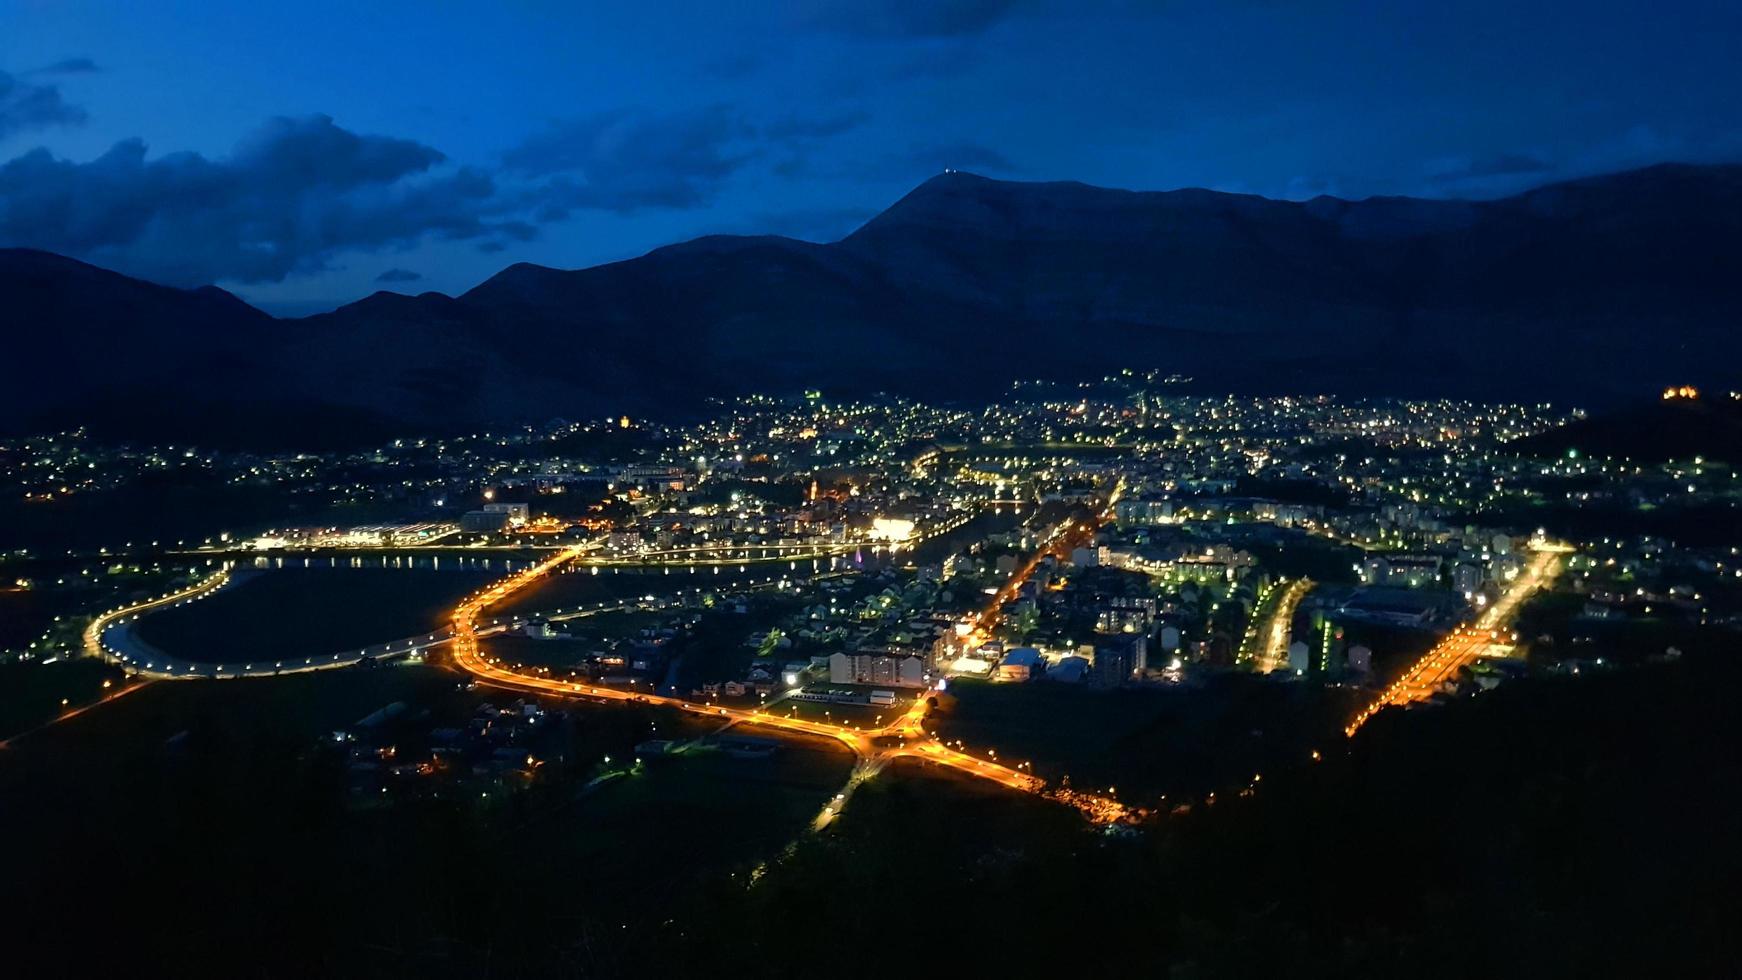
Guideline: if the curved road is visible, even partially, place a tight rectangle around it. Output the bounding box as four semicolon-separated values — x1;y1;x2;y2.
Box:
444;541;1132;823
96;565;841;681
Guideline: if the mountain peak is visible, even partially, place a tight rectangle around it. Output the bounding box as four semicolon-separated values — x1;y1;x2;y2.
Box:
323;288;465;321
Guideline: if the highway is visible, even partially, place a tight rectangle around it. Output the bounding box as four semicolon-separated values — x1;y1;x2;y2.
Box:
1345;544;1567;736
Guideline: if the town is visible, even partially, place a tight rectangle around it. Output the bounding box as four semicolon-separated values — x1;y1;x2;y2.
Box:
10;381;1735;797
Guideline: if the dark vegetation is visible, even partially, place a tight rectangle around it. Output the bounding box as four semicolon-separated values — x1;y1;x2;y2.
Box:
6;648;1738;976
0;657;128;738
1516;589;1738;665
1513;395;1742;465
933;674;1360;801
5;666;849;977
1234;475;1353;508
0;471;407;553
1464;497;1742;549
658;651;1742;979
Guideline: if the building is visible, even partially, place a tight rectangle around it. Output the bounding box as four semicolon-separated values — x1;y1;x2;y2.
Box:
1339;588;1445;627
827;651;927;688
461;509;511;533
617;464;688;492
1252;500;1316;527
1361;554;1444;588
1046;655;1090;683
1096;595;1157;634
482;502;530;526
1347;644;1373;674
1115;497;1176;526
1451;562;1483;596
1091;634;1147;687
998;647;1045;682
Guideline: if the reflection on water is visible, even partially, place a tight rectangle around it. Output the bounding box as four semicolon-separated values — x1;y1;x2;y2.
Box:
250;549;865;576
242;511;1023;581
253;553;542;573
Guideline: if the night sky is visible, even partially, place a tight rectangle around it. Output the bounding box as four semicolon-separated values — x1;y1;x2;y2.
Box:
3;0;1739;314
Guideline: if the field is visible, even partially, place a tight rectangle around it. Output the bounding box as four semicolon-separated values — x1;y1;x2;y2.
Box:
772;692;906;729
0;657;131;741
931;674;1360;801
502;735;853;906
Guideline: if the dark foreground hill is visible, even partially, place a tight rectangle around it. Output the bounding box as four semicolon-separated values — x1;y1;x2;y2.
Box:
6;644;1738;976
6;162;1742;447
1512;393;1742;464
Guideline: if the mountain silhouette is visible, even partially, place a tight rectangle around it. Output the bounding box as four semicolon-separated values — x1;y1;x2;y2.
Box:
5;162;1740;447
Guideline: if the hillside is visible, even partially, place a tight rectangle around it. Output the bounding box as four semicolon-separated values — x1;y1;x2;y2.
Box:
1512;393;1742;464
5;162;1742;446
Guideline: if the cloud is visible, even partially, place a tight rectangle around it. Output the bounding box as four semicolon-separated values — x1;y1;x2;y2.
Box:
901;142;1018;175
0;70;88;140
764;109;872;179
1427;152;1552;186
35;57;102;75
504;105;863;216
764;109;871;143
1557;124;1742;180
1279;174;1351;201
803;0;1022;38
504;105;756;213
374;267;422;283
700;52;763;80
753;206;878;242
885;43;979;80
0;114;528;284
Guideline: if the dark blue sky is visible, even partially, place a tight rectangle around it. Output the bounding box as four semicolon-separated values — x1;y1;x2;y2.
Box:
3;0;1739;313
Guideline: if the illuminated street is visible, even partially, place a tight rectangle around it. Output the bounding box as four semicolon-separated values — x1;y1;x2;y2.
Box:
1240;577;1314;674
1346;544;1568;736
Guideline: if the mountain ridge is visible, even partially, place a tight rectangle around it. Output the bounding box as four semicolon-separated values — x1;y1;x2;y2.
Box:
5;161;1741;447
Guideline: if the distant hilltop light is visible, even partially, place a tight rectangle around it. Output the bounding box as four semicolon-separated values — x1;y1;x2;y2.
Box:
1663;385;1699;400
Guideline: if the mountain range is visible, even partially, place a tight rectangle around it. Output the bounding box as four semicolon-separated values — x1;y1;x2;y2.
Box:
5;162;1740;448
